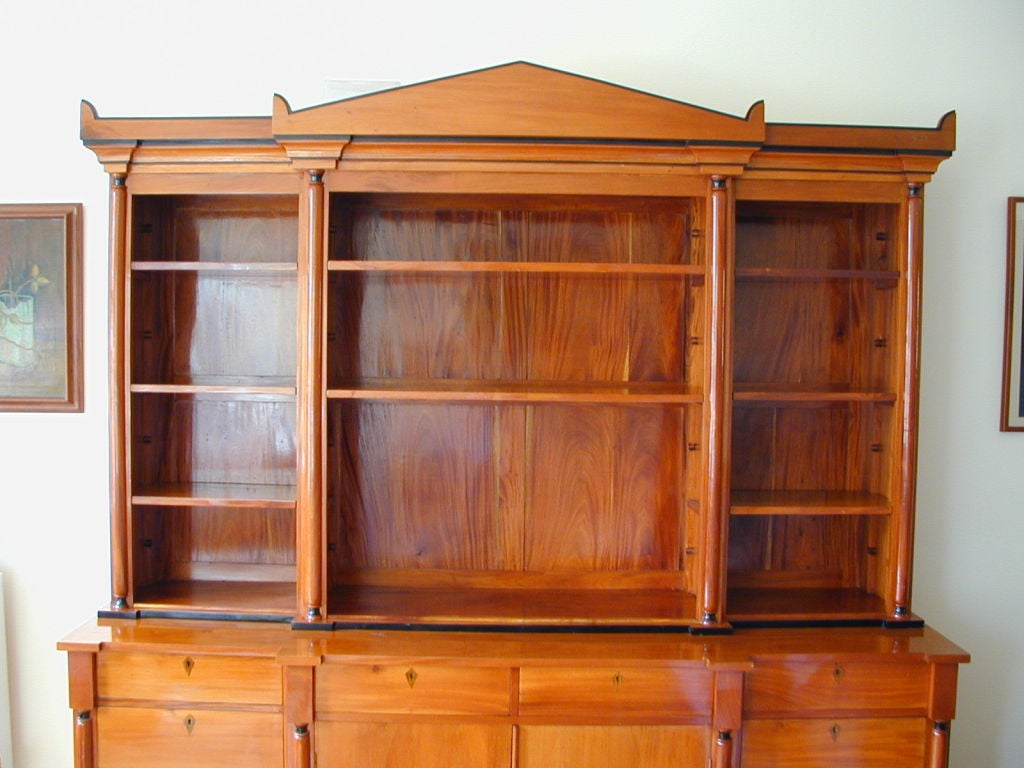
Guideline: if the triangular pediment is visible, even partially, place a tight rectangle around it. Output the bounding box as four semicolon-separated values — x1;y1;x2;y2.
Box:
273;62;764;144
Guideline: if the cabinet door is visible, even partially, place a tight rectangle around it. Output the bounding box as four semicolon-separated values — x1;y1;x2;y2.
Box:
518;725;708;768
96;707;282;768
316;722;511;768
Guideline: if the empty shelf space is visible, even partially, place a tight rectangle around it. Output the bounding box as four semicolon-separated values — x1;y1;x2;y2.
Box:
132;580;296;617
726;588;887;623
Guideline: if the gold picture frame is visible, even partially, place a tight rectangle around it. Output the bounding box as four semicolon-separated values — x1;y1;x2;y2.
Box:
0;203;83;412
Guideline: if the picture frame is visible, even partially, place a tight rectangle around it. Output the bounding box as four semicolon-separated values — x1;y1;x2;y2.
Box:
0;203;83;412
1002;197;1024;430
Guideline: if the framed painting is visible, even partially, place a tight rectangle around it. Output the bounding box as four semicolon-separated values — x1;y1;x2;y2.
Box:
1003;197;1024;430
0;203;83;412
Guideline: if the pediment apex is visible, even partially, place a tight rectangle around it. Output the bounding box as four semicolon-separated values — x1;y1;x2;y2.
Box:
272;61;765;144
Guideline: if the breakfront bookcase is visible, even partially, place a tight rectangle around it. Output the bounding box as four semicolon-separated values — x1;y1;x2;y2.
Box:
60;63;968;768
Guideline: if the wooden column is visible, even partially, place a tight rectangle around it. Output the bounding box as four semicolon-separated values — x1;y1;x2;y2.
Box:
107;173;130;610
702;175;733;626
893;182;925;618
296;169;326;621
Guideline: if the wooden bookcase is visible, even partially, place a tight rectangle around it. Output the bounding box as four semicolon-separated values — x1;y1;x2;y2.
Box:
61;63;968;768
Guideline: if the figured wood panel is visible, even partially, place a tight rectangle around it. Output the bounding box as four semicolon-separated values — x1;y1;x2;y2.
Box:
131;271;297;384
741;718;927;768
316;722;511;768
131;394;297;487
98;652;280;705
744;661;930;716
340;205;502;261
525;405;683;572
316;664;510;715
518;725;708;768
132;506;296;590
329;273;514;381
133;194;298;265
733;280;852;386
330;402;521;571
519;666;711;719
735;202;857;271
95;707;282;768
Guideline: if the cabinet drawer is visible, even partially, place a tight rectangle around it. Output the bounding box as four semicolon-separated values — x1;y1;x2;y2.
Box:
98;651;280;706
742;718;927;768
317;722;511;768
96;706;282;768
316;663;511;715
519;666;711;719
745;661;930;715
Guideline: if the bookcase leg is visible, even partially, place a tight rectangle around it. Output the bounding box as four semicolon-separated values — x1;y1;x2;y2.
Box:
926;721;951;768
73;710;94;768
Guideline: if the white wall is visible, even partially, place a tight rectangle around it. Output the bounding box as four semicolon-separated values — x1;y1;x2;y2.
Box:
0;1;1020;765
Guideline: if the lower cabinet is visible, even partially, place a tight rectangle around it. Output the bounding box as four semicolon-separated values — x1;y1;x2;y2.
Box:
518;725;709;768
316;722;512;768
59;622;968;768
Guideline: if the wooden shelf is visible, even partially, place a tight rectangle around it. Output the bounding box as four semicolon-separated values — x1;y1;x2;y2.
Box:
132;482;296;508
327;379;700;404
132;261;296;272
130;378;296;396
328;260;704;276
327;586;699;628
726;587;887;622
734;384;896;403
735;267;899;282
132;580;296;616
730;490;890;516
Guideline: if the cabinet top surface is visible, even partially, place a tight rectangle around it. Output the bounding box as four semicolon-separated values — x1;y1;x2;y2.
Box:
59;619;969;667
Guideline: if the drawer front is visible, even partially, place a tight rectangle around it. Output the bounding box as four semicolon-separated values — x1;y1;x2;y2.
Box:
317;722;512;768
98;651;280;706
317;664;511;715
745;661;930;715
519;725;709;768
519;666;711;719
742;718;927;768
96;706;282;768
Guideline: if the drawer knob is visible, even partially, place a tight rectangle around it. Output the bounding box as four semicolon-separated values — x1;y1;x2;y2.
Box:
183;657;195;677
184;715;196;735
405;668;418;688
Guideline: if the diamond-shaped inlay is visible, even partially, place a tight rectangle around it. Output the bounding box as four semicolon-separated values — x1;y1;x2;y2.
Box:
405;668;418;688
184;715;196;734
183;657;195;677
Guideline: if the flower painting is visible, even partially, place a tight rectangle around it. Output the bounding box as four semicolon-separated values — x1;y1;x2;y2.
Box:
0;204;82;411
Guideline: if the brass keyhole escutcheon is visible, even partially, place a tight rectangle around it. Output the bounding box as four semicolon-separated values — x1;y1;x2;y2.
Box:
183;657;195;677
832;664;844;683
612;672;623;690
829;723;841;742
405;668;418;688
184;715;196;734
